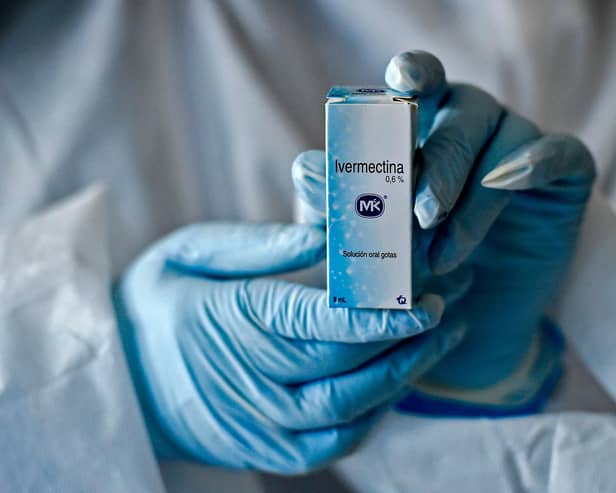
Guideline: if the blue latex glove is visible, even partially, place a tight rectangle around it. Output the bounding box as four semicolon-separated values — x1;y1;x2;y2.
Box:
292;51;595;415
113;222;465;473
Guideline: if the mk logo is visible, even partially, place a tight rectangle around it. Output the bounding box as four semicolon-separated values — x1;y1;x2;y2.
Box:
355;194;384;218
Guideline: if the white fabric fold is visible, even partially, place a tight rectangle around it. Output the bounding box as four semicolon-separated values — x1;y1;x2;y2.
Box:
0;186;165;493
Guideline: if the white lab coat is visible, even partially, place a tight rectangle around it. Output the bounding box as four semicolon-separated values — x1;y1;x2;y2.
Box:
2;1;616;491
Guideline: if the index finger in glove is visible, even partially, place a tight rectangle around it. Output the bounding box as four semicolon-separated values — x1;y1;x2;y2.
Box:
413;84;505;229
243;279;445;342
428;112;541;275
481;133;596;192
161;222;325;278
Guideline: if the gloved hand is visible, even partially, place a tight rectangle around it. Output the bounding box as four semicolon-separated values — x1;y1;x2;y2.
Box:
113;222;465;473
293;51;595;415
